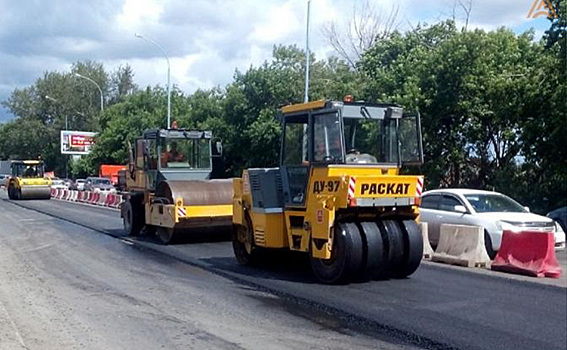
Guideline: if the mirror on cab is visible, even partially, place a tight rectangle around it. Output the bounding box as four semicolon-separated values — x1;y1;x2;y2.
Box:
524;206;530;213
454;205;467;214
212;139;223;157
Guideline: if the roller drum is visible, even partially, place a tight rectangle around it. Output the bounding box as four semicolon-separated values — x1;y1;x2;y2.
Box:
156;180;233;206
20;186;51;200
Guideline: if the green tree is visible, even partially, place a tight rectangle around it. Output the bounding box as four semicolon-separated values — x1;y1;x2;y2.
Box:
360;21;565;212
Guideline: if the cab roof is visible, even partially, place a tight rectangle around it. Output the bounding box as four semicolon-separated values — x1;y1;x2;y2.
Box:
143;129;212;139
279;99;404;120
11;160;43;165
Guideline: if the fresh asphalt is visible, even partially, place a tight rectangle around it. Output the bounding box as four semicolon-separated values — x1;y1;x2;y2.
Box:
1;192;566;350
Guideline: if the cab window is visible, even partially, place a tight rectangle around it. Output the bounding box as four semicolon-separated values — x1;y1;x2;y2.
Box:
440;195;463;212
313;112;343;163
421;194;441;209
282;115;308;165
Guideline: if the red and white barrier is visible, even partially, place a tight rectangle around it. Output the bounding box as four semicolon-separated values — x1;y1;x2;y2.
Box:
109;194;123;209
491;230;562;278
50;189;123;210
97;193;107;206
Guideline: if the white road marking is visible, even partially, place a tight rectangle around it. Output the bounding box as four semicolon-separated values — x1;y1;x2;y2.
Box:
0;298;27;349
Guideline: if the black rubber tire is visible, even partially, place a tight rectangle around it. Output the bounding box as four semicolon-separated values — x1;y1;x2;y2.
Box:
378;220;406;278
484;230;496;260
123;199;143;236
157;227;177;245
394;220;424;278
357;222;387;280
7;186;14;200
310;222;364;284
232;214;257;266
143;225;157;236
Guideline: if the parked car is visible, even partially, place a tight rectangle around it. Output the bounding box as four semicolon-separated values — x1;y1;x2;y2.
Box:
74;179;86;191
62;178;74;189
547;207;567;233
0;174;9;187
84;177;116;193
50;178;68;190
419;189;566;258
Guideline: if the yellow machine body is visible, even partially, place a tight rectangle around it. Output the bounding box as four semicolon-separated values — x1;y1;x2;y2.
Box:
232;100;425;283
122;129;232;243
233;167;422;259
7;160;52;200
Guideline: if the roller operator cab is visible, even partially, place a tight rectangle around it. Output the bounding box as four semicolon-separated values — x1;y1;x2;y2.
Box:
232;100;425;283
122;129;233;244
7;160;52;200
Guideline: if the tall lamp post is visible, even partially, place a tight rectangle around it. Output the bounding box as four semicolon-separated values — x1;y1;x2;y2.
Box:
304;0;311;103
74;73;104;112
45;95;86;130
45;95;68;130
135;33;171;129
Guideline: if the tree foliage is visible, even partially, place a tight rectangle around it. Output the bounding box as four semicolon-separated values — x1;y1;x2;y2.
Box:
1;22;564;213
360;21;566;212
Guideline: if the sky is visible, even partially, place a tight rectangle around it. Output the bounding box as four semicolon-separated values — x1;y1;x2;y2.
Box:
0;0;553;122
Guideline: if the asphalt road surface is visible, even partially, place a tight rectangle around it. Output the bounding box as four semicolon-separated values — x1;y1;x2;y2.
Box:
1;193;566;350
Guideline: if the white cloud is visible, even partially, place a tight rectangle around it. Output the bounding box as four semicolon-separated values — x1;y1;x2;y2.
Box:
116;0;163;31
0;0;552;122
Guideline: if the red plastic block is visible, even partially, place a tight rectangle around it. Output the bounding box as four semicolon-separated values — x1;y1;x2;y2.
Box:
492;230;562;278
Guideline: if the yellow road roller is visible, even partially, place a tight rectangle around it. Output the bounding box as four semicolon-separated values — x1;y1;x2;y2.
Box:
7;160;52;200
122;128;233;244
232;99;425;283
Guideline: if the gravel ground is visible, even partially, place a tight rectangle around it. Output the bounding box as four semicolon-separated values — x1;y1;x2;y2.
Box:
0;197;411;350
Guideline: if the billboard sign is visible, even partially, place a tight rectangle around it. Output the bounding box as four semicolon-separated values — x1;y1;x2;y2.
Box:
61;131;96;155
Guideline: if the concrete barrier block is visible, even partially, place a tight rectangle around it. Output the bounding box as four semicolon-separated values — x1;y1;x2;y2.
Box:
432;224;491;268
420;222;434;259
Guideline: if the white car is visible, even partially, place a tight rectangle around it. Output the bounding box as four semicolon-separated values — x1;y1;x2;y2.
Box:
0;174;9;187
50;179;68;190
420;189;566;258
75;179;86;191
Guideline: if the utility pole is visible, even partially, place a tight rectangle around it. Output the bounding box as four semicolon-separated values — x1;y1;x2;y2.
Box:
304;0;311;103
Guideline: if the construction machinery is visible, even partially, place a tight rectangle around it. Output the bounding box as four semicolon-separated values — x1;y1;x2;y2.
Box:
232;99;425;283
122;128;233;244
7;160;52;200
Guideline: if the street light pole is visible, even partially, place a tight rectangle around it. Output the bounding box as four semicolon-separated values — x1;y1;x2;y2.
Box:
45;95;70;178
74;73;104;112
45;95;68;130
135;33;171;129
304;0;311;103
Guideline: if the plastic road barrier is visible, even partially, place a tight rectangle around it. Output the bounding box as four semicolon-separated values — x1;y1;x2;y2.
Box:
491;230;562;278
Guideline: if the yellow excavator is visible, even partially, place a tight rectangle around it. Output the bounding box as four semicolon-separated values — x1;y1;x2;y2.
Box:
7;160;52;200
122;128;233;244
232;99;425;283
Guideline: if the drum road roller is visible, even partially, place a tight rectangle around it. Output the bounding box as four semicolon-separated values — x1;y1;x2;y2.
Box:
122;128;232;244
7;160;52;200
232;99;426;284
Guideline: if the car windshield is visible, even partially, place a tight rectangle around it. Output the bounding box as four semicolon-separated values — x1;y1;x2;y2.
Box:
13;163;45;178
343;110;422;165
93;179;111;185
464;193;526;213
344;118;394;164
313;112;343;162
160;138;211;169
